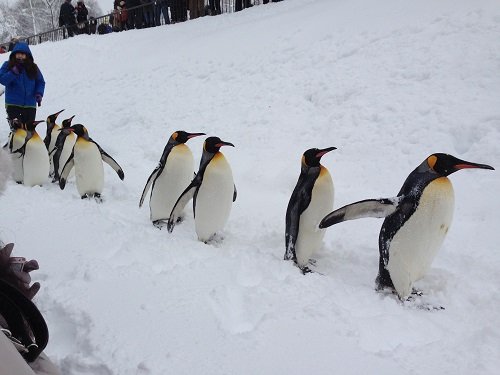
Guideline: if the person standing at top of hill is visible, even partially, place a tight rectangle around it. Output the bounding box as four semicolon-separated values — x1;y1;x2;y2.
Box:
0;42;45;128
59;0;77;37
75;0;90;34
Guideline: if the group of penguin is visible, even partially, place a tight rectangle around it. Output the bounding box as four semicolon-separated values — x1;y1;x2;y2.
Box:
139;130;494;303
5;109;124;200
4;114;496;302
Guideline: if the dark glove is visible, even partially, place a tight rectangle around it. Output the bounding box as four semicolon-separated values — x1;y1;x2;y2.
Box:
35;94;42;107
11;64;22;75
0;243;40;300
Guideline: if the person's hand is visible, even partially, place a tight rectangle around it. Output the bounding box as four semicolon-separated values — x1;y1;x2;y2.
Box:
0;243;40;300
11;65;21;75
35;93;42;107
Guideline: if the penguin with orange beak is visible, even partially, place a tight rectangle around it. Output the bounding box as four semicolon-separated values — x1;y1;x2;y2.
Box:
140;131;205;228
320;153;494;299
168;136;236;243
285;146;336;273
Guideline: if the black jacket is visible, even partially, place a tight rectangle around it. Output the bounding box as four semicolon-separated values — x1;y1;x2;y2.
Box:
76;3;89;23
59;2;76;26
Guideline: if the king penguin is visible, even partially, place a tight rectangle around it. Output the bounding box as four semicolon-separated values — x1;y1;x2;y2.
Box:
44;109;64;177
8;119;27;183
139;131;205;228
59;124;124;200
167;136;237;243
319;153;494;299
51;115;76;182
285;147;336;273
17;120;50;187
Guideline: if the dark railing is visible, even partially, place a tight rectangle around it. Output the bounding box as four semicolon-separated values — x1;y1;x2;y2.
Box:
1;0;270;48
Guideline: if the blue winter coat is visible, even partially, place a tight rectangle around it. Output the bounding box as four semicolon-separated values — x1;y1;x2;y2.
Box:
0;42;45;108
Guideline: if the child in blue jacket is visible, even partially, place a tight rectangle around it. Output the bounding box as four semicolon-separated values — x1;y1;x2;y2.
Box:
0;42;45;128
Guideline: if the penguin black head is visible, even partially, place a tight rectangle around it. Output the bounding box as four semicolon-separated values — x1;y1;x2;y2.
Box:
426;153;494;176
46;109;64;126
171;131;206;144
61;115;76;129
25;120;45;132
204;136;235;153
69;124;89;139
302;146;337;168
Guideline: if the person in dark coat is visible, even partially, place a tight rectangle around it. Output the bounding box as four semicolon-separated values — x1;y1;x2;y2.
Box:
155;0;170;26
208;0;221;15
75;0;89;34
59;0;77;37
125;0;141;29
170;0;187;23
0;42;45;127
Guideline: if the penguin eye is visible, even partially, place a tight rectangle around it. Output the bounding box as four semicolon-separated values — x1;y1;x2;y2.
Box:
427;155;437;170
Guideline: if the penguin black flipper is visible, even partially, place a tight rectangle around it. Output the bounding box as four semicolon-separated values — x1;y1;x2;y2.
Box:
139;166;162;207
233;184;237;202
319;198;399;228
167;179;201;233
52;131;68;182
284;174;315;261
59;151;75;190
43;133;50;150
94;142;124;180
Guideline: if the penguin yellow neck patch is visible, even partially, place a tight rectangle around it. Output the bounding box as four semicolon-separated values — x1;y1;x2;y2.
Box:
427;155;437;170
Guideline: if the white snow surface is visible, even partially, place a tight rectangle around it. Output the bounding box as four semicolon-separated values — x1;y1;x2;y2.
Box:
1;0;500;374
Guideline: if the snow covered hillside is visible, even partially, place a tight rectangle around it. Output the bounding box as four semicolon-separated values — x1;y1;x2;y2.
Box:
1;0;499;374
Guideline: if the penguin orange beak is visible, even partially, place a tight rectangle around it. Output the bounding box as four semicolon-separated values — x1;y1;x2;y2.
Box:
187;132;206;139
454;159;494;171
32;120;45;127
316;146;337;158
216;141;235;148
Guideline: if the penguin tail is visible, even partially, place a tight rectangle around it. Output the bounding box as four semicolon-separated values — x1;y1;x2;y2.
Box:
319;198;400;228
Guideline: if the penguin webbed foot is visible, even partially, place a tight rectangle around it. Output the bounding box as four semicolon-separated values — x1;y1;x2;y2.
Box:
153;220;168;229
300;266;313;275
202;233;224;245
410;288;423;297
81;193;103;203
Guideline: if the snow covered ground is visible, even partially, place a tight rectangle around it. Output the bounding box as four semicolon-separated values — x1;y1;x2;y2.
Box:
1;0;500;374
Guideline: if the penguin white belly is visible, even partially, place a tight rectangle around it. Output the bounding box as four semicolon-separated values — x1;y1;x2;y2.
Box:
11;131;26;183
23;137;49;187
387;177;454;298
74;142;104;196
295;168;334;268
195;153;234;242
48;128;59;174
59;133;77;178
150;145;194;221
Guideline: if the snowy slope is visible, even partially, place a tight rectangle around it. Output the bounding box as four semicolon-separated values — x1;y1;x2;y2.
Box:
1;0;500;374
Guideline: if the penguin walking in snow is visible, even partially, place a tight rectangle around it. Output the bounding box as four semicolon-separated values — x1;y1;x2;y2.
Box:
167;136;237;243
319;153;494;300
8;119;27;183
51;115;76;183
14;120;49;187
44;109;64;177
140;131;205;228
59;125;124;201
285;147;336;273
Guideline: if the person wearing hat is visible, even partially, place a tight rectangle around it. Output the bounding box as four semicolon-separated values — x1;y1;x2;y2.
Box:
0;42;45;129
